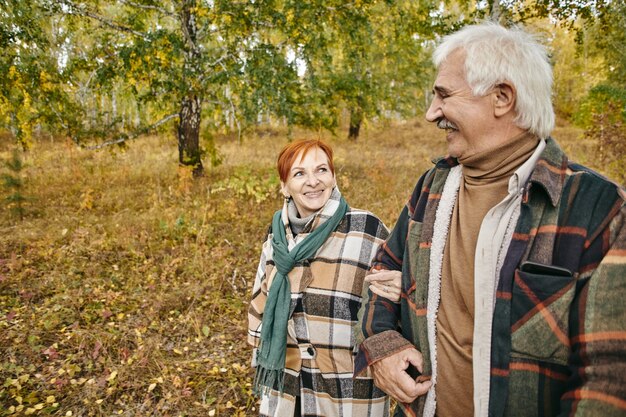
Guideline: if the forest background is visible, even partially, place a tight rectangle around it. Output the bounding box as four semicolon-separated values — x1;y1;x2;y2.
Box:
1;0;625;416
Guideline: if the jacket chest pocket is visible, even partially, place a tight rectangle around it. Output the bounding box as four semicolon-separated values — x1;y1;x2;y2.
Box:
510;268;576;365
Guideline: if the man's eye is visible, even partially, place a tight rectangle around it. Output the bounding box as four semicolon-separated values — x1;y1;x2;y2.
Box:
434;89;449;100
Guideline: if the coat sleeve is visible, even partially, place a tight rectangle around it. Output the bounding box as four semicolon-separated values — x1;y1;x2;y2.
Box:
564;200;626;415
352;214;390;352
247;233;273;366
355;171;432;375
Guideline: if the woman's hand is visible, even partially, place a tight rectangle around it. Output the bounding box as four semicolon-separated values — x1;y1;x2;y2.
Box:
365;269;402;302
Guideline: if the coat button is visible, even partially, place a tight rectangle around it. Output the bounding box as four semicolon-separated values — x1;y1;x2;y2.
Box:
307;346;315;356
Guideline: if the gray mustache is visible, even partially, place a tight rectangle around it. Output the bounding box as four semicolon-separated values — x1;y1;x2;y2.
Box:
437;118;458;130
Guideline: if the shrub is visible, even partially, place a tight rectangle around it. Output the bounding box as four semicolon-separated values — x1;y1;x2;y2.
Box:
576;85;626;185
574;84;626;128
1;149;29;220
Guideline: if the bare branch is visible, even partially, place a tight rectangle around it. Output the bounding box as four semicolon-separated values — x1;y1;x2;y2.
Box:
197;49;242;85
197;22;223;38
178;3;201;55
119;0;176;17
84;113;179;150
209;53;231;68
220;62;242;144
60;0;148;39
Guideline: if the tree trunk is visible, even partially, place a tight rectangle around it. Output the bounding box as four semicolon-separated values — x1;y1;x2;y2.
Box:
178;95;203;177
490;0;502;23
178;0;203;177
348;107;363;141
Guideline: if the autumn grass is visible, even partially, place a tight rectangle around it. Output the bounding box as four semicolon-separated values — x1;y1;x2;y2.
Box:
0;119;610;416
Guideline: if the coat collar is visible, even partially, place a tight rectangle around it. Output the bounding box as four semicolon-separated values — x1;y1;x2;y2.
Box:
527;137;568;207
281;187;343;241
431;137;567;208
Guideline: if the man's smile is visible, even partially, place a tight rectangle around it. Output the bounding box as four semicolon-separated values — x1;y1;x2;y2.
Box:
437;118;459;132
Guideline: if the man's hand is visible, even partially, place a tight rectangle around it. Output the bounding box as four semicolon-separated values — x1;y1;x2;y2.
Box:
366;269;402;302
370;348;432;404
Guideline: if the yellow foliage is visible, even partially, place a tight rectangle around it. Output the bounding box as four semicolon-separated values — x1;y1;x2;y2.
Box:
79;188;94;211
40;70;54;92
5;65;35;148
8;65;18;79
156;50;169;66
195;6;208;17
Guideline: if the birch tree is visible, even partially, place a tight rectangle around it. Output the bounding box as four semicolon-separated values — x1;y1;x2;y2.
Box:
54;0;277;176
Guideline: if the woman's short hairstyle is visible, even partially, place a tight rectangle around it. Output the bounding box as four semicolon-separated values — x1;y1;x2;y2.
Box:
433;22;555;139
277;139;335;183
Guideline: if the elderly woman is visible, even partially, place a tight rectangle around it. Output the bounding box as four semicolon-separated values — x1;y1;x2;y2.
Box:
247;139;394;416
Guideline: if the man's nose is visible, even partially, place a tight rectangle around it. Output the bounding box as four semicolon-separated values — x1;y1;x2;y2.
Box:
425;99;441;122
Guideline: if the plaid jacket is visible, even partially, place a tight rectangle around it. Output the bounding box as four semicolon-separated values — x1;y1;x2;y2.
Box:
248;189;390;416
356;138;626;417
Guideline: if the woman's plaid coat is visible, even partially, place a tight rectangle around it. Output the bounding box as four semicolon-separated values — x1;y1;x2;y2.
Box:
248;189;390;416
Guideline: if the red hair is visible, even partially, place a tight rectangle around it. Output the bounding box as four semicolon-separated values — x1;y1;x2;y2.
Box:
277;139;335;183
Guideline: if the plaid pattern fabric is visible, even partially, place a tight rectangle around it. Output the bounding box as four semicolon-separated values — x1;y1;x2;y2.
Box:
248;189;390;416
356;138;626;417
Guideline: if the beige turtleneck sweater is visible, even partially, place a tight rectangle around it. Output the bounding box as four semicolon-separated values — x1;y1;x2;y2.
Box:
435;132;539;417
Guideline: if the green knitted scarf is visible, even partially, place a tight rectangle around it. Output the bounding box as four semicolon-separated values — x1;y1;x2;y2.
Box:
253;196;348;395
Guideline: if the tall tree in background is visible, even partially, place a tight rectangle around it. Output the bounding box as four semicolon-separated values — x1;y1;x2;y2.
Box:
0;0;81;149
274;0;442;140
2;0;623;174
54;0;274;176
588;1;626;87
551;24;607;119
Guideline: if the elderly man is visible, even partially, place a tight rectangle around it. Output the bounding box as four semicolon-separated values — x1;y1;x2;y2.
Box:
356;23;626;417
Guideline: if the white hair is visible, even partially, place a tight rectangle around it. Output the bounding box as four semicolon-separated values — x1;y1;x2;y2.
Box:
433;22;555;139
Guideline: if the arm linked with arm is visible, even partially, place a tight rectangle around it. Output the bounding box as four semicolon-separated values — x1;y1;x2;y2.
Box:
355;204;416;375
354;204;433;402
355;169;431;375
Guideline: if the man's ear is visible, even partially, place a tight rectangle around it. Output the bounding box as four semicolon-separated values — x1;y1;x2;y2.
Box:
493;82;516;117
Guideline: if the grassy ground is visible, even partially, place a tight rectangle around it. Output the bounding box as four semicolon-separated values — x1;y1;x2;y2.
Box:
0;119;608;416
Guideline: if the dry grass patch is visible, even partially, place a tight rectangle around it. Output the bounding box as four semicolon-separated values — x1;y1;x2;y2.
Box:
0;120;614;416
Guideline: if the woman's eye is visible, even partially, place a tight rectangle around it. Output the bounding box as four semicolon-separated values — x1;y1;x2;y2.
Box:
293;171;303;177
318;167;327;173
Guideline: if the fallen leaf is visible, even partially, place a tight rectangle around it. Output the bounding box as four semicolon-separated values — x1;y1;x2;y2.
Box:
92;341;102;359
43;346;60;360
